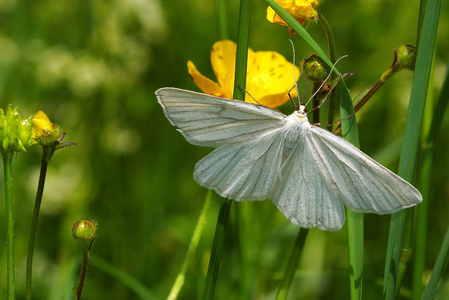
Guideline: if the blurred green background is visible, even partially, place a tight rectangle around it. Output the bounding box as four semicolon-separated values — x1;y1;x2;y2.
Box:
0;0;448;299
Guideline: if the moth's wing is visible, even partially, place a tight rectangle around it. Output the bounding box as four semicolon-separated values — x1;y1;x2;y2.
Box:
308;126;422;214
156;88;286;146
194;129;285;200
272;135;346;232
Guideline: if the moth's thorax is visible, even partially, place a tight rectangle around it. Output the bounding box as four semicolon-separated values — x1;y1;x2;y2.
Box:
285;110;310;128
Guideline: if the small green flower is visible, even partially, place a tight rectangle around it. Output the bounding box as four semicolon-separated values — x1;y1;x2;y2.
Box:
302;54;330;82
71;220;98;241
0;106;36;153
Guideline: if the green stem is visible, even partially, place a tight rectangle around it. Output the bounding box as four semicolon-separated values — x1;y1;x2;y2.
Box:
232;0;251;101
334;52;402;133
26;146;51;300
216;0;229;40
75;237;97;300
3;150;15;300
312;82;320;124
167;190;212;300
318;14;338;125
275;228;309;300
202;199;232;300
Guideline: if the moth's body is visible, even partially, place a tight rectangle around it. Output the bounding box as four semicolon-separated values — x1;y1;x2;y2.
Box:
284;108;311;150
156;87;422;231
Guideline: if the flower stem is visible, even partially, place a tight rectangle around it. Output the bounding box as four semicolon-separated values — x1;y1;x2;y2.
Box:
75;237;97;300
26;146;51;300
275;228;309;300
334;51;402;133
3;150;15;300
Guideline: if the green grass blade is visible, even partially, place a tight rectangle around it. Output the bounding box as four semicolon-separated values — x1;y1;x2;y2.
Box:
275;228;309;300
413;58;449;299
203;1;251;297
232;0;251;101
202;199;232;300
422;226;449;299
427;59;449;142
383;0;441;298
167;190;212;300
340;82;363;300
216;0;229;40
90;256;158;300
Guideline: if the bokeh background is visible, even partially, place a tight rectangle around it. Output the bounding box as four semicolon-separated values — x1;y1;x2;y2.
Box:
0;0;448;299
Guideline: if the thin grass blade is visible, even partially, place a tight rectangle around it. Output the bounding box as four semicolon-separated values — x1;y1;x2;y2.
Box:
383;0;441;298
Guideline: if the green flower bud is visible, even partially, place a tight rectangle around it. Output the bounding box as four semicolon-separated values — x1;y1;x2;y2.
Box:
302;54;330;82
0;105;36;153
71;220;97;240
397;44;416;70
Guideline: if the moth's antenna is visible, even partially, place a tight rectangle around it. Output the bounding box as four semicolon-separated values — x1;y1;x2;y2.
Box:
304;55;348;107
307;72;354;116
236;82;262;105
289;39;300;110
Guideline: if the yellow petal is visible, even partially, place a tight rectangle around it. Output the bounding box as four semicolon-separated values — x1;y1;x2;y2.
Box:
267;0;319;26
246;51;299;107
32;110;55;137
266;7;278;23
187;60;228;98
210;40;236;98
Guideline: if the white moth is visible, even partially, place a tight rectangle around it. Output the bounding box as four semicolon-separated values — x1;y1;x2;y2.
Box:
156;87;422;231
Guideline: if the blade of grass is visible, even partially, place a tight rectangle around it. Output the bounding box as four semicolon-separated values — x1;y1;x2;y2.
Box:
202;198;232;299
275;228;309;300
167;190;212;300
412;58;449;299
203;0;251;298
90;256;158;300
216;0;229;40
422;225;449;299
339;82;363;300
383;0;441;298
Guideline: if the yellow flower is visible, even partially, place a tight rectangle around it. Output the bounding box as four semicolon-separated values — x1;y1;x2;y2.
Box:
188;40;299;108
32;111;61;146
267;0;319;27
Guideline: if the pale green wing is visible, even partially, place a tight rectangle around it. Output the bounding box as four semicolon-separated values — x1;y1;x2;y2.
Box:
308;126;422;214
156;88;286;147
194;130;285;200
272;133;346;232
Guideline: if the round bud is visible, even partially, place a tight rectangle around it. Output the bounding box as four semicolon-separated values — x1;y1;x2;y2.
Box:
302;54;329;82
397;44;416;70
71;219;97;240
